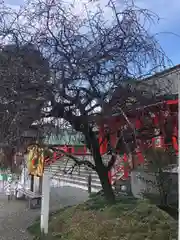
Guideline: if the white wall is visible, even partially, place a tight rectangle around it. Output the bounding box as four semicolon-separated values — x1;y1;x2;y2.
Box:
131;169;178;204
136;66;179;95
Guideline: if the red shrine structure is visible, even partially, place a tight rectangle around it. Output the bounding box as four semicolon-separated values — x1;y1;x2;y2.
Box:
41;66;179;187
27;65;178;189
97;65;179;185
98;96;178;183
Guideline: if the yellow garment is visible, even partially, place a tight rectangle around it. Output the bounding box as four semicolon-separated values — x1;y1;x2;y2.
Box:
27;145;44;177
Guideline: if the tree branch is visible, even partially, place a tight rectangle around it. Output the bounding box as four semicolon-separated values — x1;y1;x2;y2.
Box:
50;147;97;171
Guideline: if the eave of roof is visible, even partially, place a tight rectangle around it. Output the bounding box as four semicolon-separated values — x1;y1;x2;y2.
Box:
43;130;85;146
89;94;178;124
143;64;180;82
103;64;179;117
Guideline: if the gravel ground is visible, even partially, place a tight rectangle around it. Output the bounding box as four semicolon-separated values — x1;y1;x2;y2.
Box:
0;187;89;240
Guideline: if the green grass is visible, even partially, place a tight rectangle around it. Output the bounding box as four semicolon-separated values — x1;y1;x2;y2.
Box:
28;195;178;240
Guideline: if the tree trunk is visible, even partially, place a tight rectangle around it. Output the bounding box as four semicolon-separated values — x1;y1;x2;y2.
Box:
97;164;115;203
97;166;115;203
83;127;115;203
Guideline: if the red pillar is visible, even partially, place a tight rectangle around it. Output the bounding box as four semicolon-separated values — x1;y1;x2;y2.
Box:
108;171;112;184
110;120;118;149
135;118;141;129
99;124;107;155
136;150;144;164
53;152;57;161
71;146;74;154
172;136;178;154
152;113;159;126
123;153;129;178
83;145;86;154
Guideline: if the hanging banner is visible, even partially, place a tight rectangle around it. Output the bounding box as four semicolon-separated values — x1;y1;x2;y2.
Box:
27;145;45;177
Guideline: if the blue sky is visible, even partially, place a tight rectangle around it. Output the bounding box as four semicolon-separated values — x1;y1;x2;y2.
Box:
135;0;180;65
5;0;180;65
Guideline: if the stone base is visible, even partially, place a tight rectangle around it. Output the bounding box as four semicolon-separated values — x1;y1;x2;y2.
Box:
114;177;132;196
28;197;41;209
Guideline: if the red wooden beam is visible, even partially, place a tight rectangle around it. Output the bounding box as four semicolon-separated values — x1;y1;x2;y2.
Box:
166;99;178;105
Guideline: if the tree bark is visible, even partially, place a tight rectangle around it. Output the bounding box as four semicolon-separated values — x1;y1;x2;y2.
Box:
84;127;115;203
97;163;115;203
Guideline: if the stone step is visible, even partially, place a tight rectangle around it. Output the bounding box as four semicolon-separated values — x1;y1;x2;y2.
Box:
49;155;111;169
53;169;99;177
48;157;124;192
51;166;120;182
52;172;101;184
49;163;93;171
53;175;101;187
50;164;99;176
51;177;101;193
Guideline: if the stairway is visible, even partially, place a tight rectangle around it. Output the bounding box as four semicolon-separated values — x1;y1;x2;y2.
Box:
48;156;102;193
46;154;128;194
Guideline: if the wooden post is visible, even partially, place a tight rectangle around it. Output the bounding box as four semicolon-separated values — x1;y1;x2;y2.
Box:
39;176;43;194
30;175;34;192
40;168;51;235
87;173;92;194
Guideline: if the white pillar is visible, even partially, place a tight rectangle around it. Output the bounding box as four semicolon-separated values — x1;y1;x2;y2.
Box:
34;176;40;193
40;168;51;235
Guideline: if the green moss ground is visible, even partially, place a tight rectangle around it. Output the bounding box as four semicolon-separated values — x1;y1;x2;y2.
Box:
28;195;178;240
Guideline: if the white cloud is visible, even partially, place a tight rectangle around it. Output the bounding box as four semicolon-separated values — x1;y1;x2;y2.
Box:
5;0;180;21
134;0;180;64
4;0;179;62
5;0;179;28
134;0;180;30
68;0;180;35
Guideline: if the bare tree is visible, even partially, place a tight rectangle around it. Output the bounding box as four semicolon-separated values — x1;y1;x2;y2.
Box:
0;0;171;201
0;43;50;169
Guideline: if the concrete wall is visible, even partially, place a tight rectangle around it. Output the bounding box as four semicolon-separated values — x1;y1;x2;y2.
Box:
136;65;179;95
131;169;178;204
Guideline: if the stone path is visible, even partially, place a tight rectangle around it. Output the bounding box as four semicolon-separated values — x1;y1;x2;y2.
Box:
0;187;89;240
